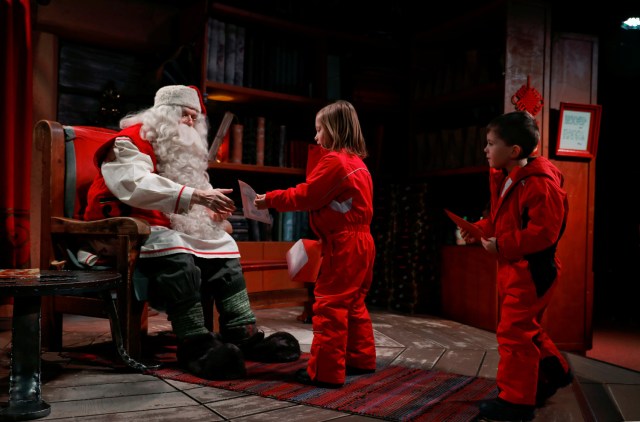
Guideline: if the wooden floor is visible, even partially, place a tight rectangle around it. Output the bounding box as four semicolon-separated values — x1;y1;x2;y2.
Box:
1;307;639;421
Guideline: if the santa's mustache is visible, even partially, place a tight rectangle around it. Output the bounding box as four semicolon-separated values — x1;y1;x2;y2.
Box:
176;124;208;153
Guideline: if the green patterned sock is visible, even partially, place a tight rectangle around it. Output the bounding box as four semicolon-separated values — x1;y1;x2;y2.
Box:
220;289;256;328
169;302;209;341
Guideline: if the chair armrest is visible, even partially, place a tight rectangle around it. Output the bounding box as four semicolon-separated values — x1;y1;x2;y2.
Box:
51;216;151;236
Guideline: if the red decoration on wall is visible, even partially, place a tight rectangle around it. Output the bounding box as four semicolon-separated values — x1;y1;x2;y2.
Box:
511;76;544;116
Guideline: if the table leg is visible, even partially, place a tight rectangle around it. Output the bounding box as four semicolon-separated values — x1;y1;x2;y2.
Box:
0;296;51;421
99;292;159;371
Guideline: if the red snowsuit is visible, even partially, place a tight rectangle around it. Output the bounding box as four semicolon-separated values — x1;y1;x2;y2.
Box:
474;156;570;406
263;149;376;385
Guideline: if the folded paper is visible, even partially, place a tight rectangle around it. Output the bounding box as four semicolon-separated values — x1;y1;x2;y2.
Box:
444;209;485;241
238;179;273;224
286;239;322;283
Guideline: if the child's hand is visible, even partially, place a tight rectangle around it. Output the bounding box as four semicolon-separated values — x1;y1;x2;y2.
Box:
481;237;498;254
460;228;478;244
254;193;268;210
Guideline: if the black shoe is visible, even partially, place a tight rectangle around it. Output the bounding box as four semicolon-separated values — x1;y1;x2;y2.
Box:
294;369;343;389
239;331;301;363
477;398;534;421
536;357;574;407
177;332;246;380
346;365;376;376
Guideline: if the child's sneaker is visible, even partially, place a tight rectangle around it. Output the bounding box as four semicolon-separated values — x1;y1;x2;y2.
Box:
536;356;574;406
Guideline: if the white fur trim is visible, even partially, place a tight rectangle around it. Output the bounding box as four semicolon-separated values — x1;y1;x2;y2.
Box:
154;85;201;113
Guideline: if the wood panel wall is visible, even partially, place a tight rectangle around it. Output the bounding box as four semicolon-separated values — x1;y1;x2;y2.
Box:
542;32;598;351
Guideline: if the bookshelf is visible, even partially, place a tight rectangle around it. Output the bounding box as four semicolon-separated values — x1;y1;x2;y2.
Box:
202;1;401;174
201;0;400;233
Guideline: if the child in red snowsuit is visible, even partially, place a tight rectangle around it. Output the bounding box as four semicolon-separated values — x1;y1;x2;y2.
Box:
255;100;376;388
461;111;573;421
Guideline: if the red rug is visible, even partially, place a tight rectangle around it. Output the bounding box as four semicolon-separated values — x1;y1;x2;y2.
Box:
62;337;497;422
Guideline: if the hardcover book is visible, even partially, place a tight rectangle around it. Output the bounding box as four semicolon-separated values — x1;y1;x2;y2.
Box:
256;117;265;165
230;123;243;164
234;25;245;86
214;19;226;83
206;18;218;81
224;23;237;85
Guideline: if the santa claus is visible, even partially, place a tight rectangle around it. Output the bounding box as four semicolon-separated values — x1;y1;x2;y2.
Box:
84;85;300;380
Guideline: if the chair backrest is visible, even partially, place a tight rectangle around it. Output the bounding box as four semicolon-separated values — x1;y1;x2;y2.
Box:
62;126;117;219
32;120;117;268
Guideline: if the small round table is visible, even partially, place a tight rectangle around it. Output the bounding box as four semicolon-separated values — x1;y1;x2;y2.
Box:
0;270;146;421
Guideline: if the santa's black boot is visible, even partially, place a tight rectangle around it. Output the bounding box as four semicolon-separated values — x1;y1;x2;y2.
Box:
223;326;301;363
176;332;247;380
242;331;301;363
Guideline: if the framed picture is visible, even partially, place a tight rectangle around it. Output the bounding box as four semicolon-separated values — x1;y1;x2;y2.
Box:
555;102;602;159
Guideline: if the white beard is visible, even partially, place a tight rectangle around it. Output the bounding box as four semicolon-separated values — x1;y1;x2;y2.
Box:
153;124;226;240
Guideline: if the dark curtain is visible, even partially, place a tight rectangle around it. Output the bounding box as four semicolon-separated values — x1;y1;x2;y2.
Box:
0;0;33;269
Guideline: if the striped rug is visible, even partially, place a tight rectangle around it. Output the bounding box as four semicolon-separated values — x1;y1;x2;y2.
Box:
147;353;498;422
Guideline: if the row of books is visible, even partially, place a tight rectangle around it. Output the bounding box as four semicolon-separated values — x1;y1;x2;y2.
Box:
412;125;489;171
227;209;310;242
214;114;312;169
412;47;504;100
207;18;245;86
206;18;313;96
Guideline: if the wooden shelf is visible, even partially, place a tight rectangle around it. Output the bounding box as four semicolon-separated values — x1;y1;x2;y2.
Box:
208;161;305;176
210;2;385;46
204;81;324;107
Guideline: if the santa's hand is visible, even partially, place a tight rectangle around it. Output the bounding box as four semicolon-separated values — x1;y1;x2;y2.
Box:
204;209;233;233
193;188;236;214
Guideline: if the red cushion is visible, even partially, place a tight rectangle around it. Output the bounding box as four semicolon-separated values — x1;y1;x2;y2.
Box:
64;126;118;219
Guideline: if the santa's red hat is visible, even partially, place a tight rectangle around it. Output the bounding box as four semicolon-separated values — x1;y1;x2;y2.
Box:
154;85;207;115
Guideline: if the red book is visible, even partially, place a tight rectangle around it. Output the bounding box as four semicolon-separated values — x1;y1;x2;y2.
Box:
256;117;265;165
230;123;243;163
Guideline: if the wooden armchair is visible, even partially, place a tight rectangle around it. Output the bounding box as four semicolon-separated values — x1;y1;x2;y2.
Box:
32;120;152;359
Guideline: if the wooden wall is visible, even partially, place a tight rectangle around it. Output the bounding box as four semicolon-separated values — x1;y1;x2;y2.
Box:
542;32;598;351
